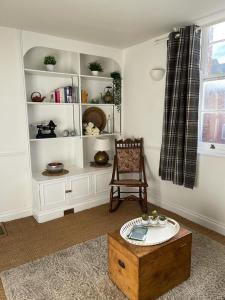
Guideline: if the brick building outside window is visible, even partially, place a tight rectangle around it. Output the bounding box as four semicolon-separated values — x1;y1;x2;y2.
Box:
200;21;225;154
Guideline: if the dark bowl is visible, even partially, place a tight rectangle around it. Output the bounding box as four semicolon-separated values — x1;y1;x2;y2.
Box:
46;162;64;173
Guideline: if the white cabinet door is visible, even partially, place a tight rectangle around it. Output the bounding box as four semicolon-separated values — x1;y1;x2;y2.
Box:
40;179;67;210
69;175;92;204
95;171;111;194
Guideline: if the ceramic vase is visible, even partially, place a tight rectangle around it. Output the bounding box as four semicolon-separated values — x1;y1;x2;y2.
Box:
46;64;55;72
91;71;99;76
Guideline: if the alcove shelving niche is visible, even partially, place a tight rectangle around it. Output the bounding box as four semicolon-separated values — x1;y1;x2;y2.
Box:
24;46;122;223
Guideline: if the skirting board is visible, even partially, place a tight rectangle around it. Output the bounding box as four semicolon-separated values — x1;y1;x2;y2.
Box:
0;207;32;222
150;197;225;236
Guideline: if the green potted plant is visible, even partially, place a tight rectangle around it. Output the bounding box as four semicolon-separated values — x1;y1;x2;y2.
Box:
158;215;167;225
141;213;149;225
149;210;158;225
111;71;121;112
44;56;57;71
88;61;103;76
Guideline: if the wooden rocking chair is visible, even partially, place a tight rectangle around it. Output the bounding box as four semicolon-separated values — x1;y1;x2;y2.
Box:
109;138;148;213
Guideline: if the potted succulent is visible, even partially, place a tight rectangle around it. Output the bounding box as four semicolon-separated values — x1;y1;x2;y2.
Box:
88;61;103;76
158;215;167;226
141;213;149;225
44;56;57;71
149;210;158;225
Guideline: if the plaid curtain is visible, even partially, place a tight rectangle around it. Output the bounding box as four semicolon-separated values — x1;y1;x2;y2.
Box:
159;25;201;189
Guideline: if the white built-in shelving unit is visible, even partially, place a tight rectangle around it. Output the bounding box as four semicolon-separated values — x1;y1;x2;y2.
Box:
24;47;121;171
23;46;122;222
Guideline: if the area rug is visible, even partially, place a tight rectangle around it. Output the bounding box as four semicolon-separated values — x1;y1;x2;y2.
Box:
1;231;225;300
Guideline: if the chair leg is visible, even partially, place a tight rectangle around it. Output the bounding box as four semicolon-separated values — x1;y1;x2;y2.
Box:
109;186;122;212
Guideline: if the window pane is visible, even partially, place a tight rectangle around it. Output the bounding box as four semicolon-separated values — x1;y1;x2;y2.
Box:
208;42;225;75
201;112;225;144
209;22;225;43
203;80;225;110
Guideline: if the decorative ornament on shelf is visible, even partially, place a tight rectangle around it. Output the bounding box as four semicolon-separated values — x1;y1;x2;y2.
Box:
94;137;111;165
88;61;103;76
62;130;69;137
31;92;46;102
150;68;165;81
81;89;88;103
83;122;100;136
103;86;114;104
36;120;57;139
111;71;121;112
46;162;64;174
44;56;57;71
70;130;76;136
106;114;112;134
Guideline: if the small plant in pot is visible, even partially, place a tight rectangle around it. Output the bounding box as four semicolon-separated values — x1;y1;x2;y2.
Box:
141;213;149;225
88;61;103;76
44;56;56;71
158;215;167;225
149;210;158;225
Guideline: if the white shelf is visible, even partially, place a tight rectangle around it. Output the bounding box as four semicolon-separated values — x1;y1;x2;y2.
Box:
30;133;120;141
30;136;81;142
81;103;115;106
24;68;78;78
32;163;113;182
27;102;78;106
82;133;120;138
80;74;113;81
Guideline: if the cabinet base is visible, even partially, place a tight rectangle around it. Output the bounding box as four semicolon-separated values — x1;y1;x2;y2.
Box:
33;194;108;223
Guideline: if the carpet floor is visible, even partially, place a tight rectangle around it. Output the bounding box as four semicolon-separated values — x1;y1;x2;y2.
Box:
0;202;225;299
1;231;225;300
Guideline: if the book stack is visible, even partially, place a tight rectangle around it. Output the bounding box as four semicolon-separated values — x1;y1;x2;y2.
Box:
50;86;78;103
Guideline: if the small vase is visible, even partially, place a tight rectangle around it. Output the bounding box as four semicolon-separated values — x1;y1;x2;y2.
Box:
46;64;55;71
92;71;99;76
141;218;149;225
149;217;158;225
158;219;167;226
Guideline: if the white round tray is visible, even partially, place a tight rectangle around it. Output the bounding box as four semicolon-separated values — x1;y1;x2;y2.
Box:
120;217;180;246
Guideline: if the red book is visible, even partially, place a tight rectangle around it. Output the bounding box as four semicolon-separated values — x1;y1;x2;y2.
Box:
55;89;60;103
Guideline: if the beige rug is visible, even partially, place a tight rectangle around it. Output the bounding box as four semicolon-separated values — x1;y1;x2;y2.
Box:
1;231;225;300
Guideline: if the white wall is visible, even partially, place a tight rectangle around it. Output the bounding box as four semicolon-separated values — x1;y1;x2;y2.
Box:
0;27;33;220
0;26;123;221
123;37;225;235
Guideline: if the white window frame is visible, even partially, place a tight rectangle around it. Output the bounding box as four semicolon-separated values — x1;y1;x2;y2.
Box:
198;24;225;157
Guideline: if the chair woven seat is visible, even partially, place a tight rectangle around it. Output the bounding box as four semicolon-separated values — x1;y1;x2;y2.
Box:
111;179;148;187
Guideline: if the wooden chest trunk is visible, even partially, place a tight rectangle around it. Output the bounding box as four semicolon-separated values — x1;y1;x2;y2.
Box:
108;228;192;300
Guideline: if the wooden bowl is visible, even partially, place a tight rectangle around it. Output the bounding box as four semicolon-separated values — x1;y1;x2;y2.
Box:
83;107;106;131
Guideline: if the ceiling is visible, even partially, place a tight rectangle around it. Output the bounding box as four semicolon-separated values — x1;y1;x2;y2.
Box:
1;0;225;48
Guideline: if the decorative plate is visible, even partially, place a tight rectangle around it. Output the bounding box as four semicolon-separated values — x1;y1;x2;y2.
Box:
83;107;106;131
42;169;69;176
120;217;180;246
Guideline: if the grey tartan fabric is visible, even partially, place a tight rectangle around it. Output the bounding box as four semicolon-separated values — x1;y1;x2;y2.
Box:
159;25;201;189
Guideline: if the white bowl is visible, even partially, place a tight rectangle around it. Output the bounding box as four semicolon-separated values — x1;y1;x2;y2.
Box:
149;217;158;225
141;218;149;225
158;219;167;226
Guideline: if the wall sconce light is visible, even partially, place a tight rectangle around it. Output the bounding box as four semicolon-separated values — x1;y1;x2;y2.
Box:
150;68;165;81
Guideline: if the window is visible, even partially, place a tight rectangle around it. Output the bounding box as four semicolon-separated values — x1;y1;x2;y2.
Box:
200;21;225;154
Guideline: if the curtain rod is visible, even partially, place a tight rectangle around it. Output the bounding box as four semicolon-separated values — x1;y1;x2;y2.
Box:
154;27;202;44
